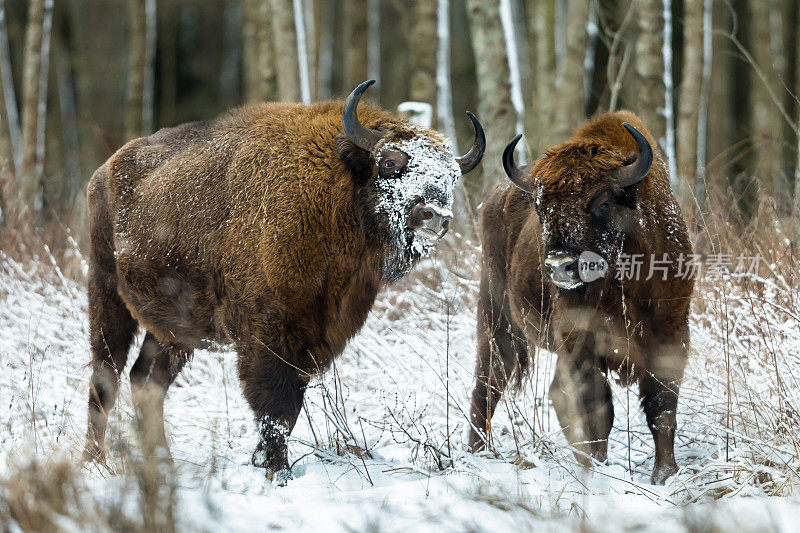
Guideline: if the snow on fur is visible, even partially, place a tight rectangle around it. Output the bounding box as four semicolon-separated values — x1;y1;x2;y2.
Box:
375;133;459;265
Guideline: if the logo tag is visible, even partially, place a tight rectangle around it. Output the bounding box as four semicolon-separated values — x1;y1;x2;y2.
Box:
578;251;608;282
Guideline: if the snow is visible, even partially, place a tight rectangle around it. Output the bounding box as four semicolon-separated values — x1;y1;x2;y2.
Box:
374;134;459;274
2;241;800;530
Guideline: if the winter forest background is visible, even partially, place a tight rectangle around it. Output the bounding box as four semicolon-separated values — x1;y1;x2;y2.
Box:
2;0;800;238
1;0;800;531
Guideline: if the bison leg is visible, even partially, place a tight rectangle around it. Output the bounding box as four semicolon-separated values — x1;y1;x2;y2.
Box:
239;357;306;485
130;332;190;463
85;172;138;461
468;295;526;451
640;334;686;484
549;355;613;466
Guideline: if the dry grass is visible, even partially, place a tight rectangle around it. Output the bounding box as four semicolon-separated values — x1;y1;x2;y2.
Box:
0;185;798;530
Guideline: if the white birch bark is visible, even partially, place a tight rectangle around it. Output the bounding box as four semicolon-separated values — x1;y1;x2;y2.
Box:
142;0;156;135
499;0;526;164
661;0;677;192
34;0;52;186
0;0;20;171
294;0;311;104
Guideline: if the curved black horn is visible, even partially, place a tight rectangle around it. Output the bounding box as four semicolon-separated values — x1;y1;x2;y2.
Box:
502;134;535;194
343;79;385;151
456;111;486;174
614;122;653;187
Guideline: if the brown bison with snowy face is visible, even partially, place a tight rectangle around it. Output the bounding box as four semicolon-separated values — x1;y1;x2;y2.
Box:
468;111;693;484
84;80;484;483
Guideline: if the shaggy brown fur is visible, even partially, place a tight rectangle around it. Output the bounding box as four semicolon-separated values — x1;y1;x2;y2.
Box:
84;100;464;481
468;111;694;484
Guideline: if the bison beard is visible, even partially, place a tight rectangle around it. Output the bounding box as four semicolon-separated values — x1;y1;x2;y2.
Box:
468;111;694;485
83;81;484;484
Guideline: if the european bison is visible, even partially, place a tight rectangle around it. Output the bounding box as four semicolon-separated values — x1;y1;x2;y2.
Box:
84;80;485;483
468;111;693;484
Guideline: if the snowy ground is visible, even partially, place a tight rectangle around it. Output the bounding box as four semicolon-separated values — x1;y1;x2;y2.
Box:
2;242;800;531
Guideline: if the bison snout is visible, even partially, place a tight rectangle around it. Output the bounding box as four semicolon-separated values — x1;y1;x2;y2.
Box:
409;203;452;240
544;253;582;290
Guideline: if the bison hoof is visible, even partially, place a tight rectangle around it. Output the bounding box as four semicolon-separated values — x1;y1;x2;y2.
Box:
252;442;291;487
651;462;678;485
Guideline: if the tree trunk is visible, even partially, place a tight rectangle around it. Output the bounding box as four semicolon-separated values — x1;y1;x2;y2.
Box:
242;0;276;103
529;0;556;152
54;37;81;221
366;0;380;88
409;0;438;109
15;0;46;223
316;0;334;99
35;0;52;212
634;0;665;142
795;0;800;243
695;0;713;215
126;0;145;140
0;0;18;180
142;0;156;135
343;0;368;92
270;0;302;101
676;0;703;215
499;0;525;163
553;0;589;140
661;0;677;193
294;0;311;103
465;0;516;196
255;0;277;102
749;0;785;212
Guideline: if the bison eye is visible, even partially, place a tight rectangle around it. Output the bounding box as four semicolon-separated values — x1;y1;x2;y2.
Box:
589;192;614;219
378;150;409;176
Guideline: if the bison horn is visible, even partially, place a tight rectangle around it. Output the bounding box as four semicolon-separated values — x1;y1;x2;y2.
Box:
343;79;385;152
456;112;486;174
614;122;653;187
502;134;535;194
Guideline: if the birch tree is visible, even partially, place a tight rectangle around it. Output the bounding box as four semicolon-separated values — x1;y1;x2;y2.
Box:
0;0;17;180
795;1;800;243
409;0;438;109
14;0;48;222
465;0;515;192
143;0;156;134
243;0;277;103
676;0;703;214
634;0;665;143
527;0;556;152
749;0;784;211
344;0;367;92
126;0;146;140
270;0;302;102
553;0;590;140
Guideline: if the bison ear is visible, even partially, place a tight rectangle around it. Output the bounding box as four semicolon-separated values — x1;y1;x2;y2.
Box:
336;133;375;186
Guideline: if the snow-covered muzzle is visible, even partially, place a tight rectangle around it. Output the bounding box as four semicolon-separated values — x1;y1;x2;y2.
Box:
374;135;460;281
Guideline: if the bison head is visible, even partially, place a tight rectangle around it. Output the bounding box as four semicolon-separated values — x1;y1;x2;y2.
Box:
502;122;652;291
342;80;485;281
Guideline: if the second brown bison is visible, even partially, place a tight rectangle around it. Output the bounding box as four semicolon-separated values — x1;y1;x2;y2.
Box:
468;111;694;484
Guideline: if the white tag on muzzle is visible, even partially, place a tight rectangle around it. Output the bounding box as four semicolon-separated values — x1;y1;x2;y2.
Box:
578;251;608;283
